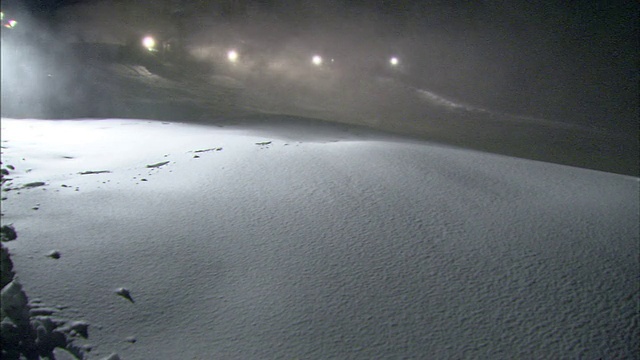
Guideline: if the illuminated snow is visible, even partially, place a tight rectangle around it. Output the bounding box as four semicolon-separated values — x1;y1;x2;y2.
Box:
1;118;637;359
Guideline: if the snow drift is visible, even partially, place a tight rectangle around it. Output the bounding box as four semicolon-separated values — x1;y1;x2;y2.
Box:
1;117;638;359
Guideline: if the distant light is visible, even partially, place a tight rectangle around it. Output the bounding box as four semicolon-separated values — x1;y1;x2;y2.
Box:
312;55;323;66
390;57;399;66
227;50;238;62
142;36;156;50
4;19;17;29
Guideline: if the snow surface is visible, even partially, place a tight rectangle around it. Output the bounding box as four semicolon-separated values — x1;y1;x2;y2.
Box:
1;118;638;359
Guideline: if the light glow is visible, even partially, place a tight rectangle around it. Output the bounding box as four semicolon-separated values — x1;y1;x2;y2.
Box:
227;50;238;62
390;57;399;66
142;36;156;50
312;55;323;66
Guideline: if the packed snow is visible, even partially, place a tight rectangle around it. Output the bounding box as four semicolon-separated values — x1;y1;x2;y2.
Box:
1;117;638;359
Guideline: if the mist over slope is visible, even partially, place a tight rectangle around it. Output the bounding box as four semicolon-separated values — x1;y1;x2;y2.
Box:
45;0;638;130
1;0;638;175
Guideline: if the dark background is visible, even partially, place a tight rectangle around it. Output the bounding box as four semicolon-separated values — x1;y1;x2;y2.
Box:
2;0;640;145
3;0;638;132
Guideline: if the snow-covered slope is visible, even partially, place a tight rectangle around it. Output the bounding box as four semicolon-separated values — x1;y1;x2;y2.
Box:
1;118;638;359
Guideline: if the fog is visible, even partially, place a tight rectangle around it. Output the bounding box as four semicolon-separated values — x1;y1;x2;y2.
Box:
0;4;638;356
2;0;638;133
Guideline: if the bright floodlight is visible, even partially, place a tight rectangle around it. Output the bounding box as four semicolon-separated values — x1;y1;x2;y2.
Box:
227;50;238;62
4;19;17;29
142;36;156;50
390;57;399;66
312;55;323;66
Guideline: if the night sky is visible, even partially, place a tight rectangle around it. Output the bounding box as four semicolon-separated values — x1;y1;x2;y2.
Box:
3;0;639;131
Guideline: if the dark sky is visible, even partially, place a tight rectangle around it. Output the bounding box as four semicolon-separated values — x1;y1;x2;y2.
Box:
4;0;639;130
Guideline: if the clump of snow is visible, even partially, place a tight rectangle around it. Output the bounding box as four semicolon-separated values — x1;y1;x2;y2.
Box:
0;117;637;358
99;353;121;360
22;182;47;189
79;171;111;175
145;161;170;169
1;280;91;359
124;336;136;344
1;281;30;327
114;288;134;304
